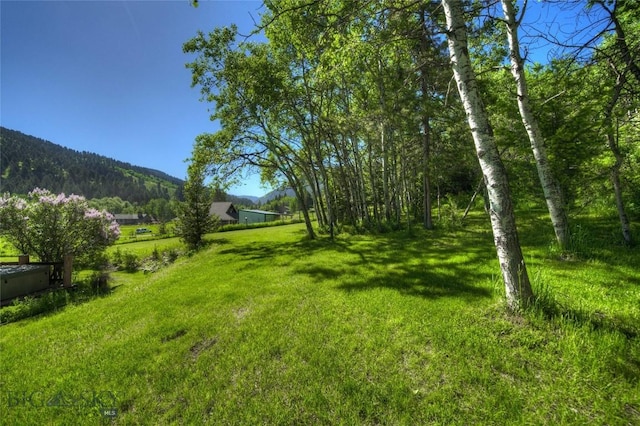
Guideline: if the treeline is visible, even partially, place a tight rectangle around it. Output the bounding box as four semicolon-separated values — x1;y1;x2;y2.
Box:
0;127;184;204
185;0;639;241
185;0;639;308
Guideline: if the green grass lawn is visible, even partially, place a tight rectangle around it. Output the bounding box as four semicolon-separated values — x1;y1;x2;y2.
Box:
0;238;21;259
1;213;639;424
115;224;175;243
108;235;184;259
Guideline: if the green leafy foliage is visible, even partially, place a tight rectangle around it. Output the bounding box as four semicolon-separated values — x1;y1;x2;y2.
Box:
0;188;120;263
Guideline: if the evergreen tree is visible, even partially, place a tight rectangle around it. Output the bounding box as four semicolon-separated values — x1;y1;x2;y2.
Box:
175;161;217;251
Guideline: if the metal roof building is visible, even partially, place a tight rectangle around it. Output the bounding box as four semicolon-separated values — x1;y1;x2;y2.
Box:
238;209;280;225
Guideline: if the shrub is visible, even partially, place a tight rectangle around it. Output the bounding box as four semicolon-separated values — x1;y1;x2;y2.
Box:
438;195;462;230
0;188;120;262
122;252;140;272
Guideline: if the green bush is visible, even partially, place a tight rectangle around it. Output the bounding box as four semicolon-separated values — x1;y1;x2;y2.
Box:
438;195;463;230
76;249;110;270
140;248;183;274
111;248;140;272
164;248;180;263
0;291;68;324
122;252;140;272
217;218;301;233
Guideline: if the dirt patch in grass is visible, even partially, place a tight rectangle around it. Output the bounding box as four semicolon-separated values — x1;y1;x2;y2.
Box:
234;307;250;321
161;329;187;343
190;336;218;360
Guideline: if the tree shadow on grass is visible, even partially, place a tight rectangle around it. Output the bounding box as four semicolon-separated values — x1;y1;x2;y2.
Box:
217;227;497;303
528;294;640;388
335;266;493;302
321;234;493;302
531;287;639;340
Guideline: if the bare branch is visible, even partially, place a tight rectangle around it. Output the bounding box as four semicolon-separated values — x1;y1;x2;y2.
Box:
540;90;566;106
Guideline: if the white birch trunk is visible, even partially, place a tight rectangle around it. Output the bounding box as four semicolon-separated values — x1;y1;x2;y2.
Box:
442;0;533;310
501;0;570;250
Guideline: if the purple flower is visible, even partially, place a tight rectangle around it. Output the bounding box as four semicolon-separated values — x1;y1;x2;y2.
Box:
28;187;50;197
84;208;103;219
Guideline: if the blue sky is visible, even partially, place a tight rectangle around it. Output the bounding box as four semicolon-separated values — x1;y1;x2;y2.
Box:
1;0;269;196
1;1;600;198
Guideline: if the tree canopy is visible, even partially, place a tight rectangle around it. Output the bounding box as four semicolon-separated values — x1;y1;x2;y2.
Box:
185;0;639;308
0;188;120;263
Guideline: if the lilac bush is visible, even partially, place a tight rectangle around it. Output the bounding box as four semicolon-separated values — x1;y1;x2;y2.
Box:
0;188;120;262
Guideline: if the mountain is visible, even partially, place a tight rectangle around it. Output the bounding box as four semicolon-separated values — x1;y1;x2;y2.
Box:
258;188;296;204
226;194;259;207
0;127;184;204
234;195;260;203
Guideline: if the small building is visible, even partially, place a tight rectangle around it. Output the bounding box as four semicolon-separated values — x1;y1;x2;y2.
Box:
209;202;239;225
114;213;155;226
238;209;280;225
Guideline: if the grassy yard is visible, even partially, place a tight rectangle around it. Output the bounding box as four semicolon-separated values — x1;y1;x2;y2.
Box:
114;224;175;243
1;212;639;424
108;236;184;259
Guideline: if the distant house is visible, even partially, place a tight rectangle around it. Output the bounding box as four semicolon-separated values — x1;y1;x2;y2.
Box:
114;213;155;226
209;202;239;225
238;209;280;225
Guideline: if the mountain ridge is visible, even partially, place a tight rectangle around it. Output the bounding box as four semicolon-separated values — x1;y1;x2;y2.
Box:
1;127;184;203
0;127;282;204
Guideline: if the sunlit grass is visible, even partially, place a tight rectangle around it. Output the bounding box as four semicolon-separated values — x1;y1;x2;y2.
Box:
0;238;21;259
1;213;639;424
114;223;175;244
107;236;184;259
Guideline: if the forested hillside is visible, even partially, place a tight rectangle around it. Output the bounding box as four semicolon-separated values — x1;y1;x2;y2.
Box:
0;127;184;204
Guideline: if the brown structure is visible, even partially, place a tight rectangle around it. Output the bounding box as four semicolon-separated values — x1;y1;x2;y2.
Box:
113;213;155;225
209;202;239;225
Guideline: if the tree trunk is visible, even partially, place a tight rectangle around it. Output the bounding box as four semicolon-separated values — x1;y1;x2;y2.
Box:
501;0;570;250
442;0;533;310
462;178;484;221
352;137;370;226
291;178;316;240
390;131;401;226
604;73;633;245
381;124;392;223
419;10;434;230
377;57;392;224
63;254;73;288
422;116;433;230
306;149;327;228
611;159;632;245
368;135;380;227
437;183;441;221
314;144;335;239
